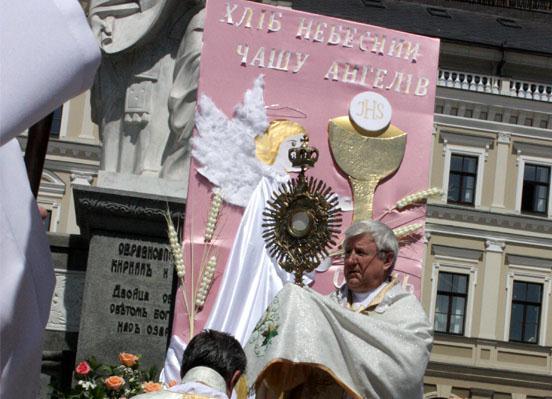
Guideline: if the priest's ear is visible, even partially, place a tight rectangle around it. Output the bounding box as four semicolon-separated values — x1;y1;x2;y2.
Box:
383;251;394;275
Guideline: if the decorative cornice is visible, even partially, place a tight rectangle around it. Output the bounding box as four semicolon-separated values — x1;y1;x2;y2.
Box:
18;136;101;162
513;141;552;160
44;158;100;175
485;239;505;253
73;185;185;240
506;254;552;270
434;114;552;142
427;204;552;236
77;198;182;219
440;131;494;150
39;183;65;197
39;170;66;197
70;173;93;185
426;360;552;390
497;131;511;144
432;244;483;260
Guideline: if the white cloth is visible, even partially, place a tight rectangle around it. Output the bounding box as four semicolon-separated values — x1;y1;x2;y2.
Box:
204;177;295;343
132;383;228;399
0;1;100;398
0;140;56;399
162;177;313;382
134;367;229;399
246;283;433;399
170;382;229;399
0;0;100;143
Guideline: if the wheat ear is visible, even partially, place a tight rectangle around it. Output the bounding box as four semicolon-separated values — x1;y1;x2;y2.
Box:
395;187;443;210
204;192;223;243
393;223;423;238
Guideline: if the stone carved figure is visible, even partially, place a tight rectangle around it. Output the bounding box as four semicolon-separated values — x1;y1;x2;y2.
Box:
89;0;204;194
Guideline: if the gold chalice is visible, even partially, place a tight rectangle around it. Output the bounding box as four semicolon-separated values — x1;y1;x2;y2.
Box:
328;116;407;221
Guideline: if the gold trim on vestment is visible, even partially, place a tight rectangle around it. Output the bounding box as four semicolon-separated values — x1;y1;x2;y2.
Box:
346;277;399;313
253;358;362;399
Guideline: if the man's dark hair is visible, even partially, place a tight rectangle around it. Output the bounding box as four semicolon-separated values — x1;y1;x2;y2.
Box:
180;329;246;384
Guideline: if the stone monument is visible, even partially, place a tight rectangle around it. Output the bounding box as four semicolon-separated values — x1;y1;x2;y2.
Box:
73;185;184;371
70;0;205;374
89;0;204;198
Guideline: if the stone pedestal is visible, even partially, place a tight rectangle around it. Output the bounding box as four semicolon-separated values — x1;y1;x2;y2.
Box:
97;171;188;199
73;185;185;372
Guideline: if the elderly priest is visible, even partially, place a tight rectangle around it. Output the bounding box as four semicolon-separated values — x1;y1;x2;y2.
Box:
245;220;433;399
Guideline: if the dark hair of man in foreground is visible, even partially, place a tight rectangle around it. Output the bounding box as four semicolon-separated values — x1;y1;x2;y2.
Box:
180;329;247;387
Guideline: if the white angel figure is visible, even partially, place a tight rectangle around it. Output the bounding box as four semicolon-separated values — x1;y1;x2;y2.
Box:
193;76;308;340
193;74;300;207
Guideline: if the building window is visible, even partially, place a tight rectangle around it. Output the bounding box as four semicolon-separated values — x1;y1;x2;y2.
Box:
447;154;478;205
42;209;52;231
50;106;63;137
509;281;542;343
521;164;550;215
434;272;469;335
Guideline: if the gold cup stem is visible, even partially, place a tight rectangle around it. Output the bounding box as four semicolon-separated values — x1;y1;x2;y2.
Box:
350;175;381;221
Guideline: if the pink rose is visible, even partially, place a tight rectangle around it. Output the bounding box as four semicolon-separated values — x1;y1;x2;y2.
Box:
75;361;91;376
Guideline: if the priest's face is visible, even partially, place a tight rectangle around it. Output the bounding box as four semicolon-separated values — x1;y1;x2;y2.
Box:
344;233;392;293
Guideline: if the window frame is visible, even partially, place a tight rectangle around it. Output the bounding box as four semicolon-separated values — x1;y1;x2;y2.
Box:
434;271;470;335
37;200;60;233
504;266;551;346
508;280;543;344
430;261;478;338
447;153;479;206
442;144;486;208
520;163;550;215
49;106;64;138
515;155;552;218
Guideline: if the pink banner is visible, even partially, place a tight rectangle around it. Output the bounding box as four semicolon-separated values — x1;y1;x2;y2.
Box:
172;0;439;343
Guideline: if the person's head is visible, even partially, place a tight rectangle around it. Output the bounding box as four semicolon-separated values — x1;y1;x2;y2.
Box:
180;330;246;396
343;220;399;293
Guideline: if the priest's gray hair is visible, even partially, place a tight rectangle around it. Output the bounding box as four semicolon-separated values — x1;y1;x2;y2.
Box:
344;220;399;272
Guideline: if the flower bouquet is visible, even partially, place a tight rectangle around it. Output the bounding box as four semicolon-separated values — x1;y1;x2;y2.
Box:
53;352;172;399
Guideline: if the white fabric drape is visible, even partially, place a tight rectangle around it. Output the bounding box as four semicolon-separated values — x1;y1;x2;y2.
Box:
0;1;100;398
162;177;306;383
0;140;56;399
0;0;99;143
205;177;295;342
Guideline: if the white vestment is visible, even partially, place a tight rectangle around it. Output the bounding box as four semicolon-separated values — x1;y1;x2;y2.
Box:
133;367;229;399
245;282;433;399
0;1;100;398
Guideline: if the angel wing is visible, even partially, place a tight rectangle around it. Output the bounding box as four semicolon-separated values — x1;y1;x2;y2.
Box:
192;75;287;207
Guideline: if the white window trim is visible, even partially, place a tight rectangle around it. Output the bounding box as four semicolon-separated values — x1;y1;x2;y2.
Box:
59;101;70;138
442;144;486;207
514;155;552;218
429;259;478;338
503;265;551;346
